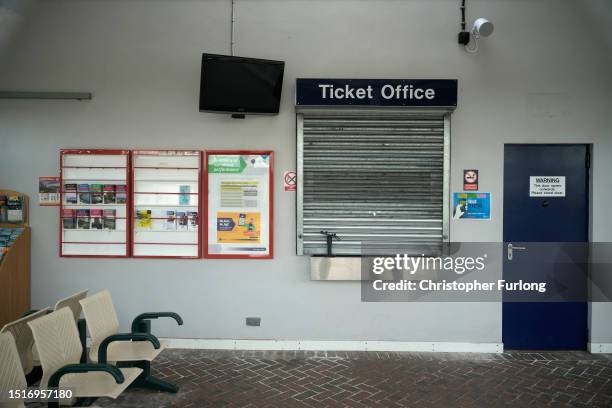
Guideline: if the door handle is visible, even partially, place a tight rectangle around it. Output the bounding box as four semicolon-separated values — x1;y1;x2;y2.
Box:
507;243;526;261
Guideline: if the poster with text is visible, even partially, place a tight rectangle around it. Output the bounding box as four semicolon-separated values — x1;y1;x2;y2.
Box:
39;176;60;206
206;152;273;258
453;192;491;220
217;212;261;243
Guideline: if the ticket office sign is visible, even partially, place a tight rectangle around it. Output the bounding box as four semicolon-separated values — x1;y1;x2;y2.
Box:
296;79;458;107
206;152;273;258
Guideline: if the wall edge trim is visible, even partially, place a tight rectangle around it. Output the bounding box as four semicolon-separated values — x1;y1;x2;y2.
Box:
587;343;612;354
161;338;504;353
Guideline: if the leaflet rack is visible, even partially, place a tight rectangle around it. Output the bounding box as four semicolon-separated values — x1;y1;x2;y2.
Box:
0;190;30;326
131;150;202;258
60;150;131;257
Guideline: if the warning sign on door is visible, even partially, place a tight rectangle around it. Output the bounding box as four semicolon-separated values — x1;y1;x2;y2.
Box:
529;176;565;197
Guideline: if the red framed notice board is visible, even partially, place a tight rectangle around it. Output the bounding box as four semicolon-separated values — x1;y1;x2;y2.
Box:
60;149;131;257
131;150;202;258
204;151;274;259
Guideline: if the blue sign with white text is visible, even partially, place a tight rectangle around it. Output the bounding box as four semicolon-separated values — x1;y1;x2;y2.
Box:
453;192;491;220
296;79;457;107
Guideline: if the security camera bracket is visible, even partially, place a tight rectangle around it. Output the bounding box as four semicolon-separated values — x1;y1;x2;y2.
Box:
458;31;470;45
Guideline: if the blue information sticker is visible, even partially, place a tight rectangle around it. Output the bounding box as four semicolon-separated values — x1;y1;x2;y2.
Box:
453;192;491;220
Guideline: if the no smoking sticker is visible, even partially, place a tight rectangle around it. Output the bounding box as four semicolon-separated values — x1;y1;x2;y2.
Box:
284;171;296;192
463;169;478;191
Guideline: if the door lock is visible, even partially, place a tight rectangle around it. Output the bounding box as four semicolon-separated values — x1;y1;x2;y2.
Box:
507;243;526;261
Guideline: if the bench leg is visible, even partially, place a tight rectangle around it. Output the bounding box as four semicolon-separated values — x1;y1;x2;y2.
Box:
78;318;88;363
131;320;179;393
118;360;179;394
137;375;179;393
25;365;43;386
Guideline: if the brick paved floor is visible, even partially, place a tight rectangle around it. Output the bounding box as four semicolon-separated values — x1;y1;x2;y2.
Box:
73;349;611;408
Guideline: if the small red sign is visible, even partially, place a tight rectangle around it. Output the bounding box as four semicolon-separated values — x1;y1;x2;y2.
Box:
463;169;479;191
284;171;297;192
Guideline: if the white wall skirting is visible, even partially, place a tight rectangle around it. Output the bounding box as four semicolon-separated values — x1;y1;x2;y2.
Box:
587;343;612;353
162;338;504;353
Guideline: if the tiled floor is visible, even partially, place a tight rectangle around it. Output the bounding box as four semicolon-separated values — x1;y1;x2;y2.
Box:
25;349;612;407
77;349;612;408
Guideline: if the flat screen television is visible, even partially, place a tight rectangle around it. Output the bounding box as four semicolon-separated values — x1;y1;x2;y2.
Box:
199;53;285;115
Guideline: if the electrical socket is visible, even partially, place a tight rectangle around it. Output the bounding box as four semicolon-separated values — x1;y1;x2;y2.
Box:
246;317;261;327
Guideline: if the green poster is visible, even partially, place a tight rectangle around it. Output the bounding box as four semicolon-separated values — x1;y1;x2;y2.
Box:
208;155;246;173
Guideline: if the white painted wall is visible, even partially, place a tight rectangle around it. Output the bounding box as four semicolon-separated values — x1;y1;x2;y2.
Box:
0;0;32;56
0;0;610;345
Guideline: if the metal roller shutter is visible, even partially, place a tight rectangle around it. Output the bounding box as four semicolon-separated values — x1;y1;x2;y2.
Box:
297;110;450;256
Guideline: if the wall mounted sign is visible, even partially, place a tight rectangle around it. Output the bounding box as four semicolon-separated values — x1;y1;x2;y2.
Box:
296;79;457;107
453;192;491;220
529;176;565;197
39;176;60;206
463;169;479;191
205;151;274;259
284;171;296;192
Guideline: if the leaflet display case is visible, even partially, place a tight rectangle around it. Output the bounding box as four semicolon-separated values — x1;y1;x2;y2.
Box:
60;150;131;257
205;150;274;259
132;150;202;258
0;190;30;326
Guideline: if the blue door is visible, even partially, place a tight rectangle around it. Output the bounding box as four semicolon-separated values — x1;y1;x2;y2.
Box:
503;144;589;350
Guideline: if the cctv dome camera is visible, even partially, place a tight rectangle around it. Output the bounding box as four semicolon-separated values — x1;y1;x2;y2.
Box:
472;18;494;37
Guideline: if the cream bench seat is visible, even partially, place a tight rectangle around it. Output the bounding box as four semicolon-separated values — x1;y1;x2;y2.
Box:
53;289;89;363
80;290;183;393
0;308;49;385
28;308;142;408
0;332;27;408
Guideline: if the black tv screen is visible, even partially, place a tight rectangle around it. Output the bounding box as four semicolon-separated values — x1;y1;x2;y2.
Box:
199;54;285;114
